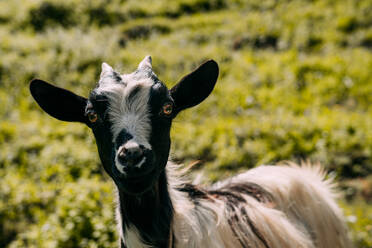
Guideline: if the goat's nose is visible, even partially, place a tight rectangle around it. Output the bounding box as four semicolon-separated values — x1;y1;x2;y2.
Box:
117;144;144;167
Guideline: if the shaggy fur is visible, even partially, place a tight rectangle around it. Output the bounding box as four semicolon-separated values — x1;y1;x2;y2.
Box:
166;162;352;248
119;161;353;248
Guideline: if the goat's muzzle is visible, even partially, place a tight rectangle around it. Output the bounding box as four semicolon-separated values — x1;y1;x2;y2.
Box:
117;145;145;168
112;142;157;195
115;141;155;178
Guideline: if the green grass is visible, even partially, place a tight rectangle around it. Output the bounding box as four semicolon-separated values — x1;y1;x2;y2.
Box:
0;0;371;247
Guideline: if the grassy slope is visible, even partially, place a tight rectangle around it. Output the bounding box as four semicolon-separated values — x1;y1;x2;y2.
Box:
0;0;371;247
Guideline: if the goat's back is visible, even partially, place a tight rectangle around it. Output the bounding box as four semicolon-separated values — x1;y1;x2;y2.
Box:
210;163;353;248
171;163;353;248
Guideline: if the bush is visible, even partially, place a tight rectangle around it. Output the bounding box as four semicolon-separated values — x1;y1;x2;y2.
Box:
0;0;371;247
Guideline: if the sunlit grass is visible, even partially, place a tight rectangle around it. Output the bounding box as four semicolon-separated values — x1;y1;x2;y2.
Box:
0;0;371;246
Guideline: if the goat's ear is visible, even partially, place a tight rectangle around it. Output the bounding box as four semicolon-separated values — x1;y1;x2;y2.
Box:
30;79;88;124
170;60;219;115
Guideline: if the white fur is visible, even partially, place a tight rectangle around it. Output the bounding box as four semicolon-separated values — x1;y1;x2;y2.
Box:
97;75;153;148
124;225;152;248
166;162;353;248
101;62;114;76
115;188;124;246
114;156;125;174
138;55;152;70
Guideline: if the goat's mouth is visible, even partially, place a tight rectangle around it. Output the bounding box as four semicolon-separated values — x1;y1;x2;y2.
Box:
111;159;159;195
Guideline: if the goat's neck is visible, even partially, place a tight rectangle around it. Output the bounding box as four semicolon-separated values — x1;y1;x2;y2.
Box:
117;170;173;248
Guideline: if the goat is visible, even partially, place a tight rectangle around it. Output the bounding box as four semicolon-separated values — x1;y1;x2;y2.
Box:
30;56;353;248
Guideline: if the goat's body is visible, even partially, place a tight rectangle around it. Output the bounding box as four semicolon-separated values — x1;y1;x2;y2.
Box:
30;58;352;248
166;163;352;248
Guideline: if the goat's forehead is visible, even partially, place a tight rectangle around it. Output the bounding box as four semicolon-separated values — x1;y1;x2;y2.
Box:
94;69;156;94
87;68;170;145
88;71;154;146
90;67;171;105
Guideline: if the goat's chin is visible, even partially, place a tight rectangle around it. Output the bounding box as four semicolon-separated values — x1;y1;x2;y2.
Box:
117;178;157;195
112;169;158;195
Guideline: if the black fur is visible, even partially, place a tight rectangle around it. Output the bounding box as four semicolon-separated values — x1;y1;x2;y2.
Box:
115;130;133;150
213;183;272;248
178;183;210;200
170;60;219;115
112;71;123;84
221;182;274;205
127;84;143;104
30;79;88;123
119;171;173;248
180;182;273;248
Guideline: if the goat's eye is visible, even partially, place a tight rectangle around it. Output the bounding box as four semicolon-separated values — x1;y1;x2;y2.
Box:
88;112;98;123
162;103;173;116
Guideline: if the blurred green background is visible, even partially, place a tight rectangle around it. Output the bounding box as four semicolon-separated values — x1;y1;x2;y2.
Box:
0;0;371;247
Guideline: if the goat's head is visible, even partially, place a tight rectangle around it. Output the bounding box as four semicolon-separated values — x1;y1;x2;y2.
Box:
30;56;219;195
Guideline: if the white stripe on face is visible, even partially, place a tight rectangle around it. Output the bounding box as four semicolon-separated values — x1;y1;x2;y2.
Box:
95;68;154;150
